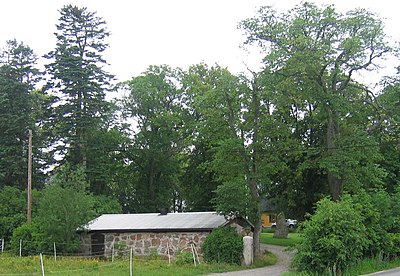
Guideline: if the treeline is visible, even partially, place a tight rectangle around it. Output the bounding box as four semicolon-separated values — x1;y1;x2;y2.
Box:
0;3;399;256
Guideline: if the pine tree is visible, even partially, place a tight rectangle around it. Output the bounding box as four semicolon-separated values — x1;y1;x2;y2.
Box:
45;5;114;169
0;40;41;189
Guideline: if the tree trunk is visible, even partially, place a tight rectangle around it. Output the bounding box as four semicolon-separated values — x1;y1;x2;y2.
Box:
249;77;261;257
249;176;261;257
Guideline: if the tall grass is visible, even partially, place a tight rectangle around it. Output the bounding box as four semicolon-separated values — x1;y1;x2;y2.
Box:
0;251;277;275
345;257;400;276
283;257;400;276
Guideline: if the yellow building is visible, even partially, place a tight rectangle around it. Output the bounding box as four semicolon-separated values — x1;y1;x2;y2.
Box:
260;199;277;227
261;211;277;227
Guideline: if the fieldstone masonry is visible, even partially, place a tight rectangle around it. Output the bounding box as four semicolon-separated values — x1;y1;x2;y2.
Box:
82;231;209;258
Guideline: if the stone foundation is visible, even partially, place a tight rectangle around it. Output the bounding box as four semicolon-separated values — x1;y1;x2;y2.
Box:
83;231;209;258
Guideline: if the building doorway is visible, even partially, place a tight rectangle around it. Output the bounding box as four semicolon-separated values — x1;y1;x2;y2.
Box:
91;233;105;257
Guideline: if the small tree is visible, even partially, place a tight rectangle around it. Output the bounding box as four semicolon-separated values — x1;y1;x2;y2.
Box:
34;165;95;252
293;196;367;275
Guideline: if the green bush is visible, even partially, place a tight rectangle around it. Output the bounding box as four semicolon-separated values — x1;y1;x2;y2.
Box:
352;190;391;258
202;226;243;265
175;249;193;265
386;233;400;259
292;196;368;275
10;222;43;256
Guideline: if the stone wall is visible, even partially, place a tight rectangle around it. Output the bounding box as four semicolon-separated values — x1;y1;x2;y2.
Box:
90;231;209;258
79;223;252;258
80;234;91;256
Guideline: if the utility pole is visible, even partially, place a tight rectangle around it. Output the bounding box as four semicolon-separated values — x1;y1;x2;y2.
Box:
27;129;32;223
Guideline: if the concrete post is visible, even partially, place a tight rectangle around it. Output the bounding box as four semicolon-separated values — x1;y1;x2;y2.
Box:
243;236;253;266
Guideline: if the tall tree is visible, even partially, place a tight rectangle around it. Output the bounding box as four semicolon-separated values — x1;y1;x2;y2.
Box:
376;74;400;192
240;2;393;200
0;40;41;189
45;5;114;174
182;64;274;257
122;65;185;213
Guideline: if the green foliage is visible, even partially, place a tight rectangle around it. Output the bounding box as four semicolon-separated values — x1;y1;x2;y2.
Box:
175;249;194;265
351;190;391;258
182;63;268;254
292;196;368;275
202;227;243;265
0;40;43;189
240;1;394;203
121;65;185;212
213;179;253;220
0;3;399;268
0;186;26;242
0;186;41;244
10;222;43;256
92;194;122;214
45;4;114;174
35;184;93;252
50;163;89;191
386;233;400;259
34;165;96;253
378;79;400;193
350;188;400;259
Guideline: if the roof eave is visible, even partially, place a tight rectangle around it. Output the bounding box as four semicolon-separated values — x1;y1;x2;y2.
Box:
85;228;216;234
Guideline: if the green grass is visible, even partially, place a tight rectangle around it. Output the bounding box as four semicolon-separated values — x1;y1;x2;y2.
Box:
260;232;303;247
283;257;400;276
262;228;298;234
345;257;400;276
0;251;277;275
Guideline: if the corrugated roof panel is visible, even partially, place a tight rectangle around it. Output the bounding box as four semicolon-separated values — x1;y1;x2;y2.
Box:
83;212;227;232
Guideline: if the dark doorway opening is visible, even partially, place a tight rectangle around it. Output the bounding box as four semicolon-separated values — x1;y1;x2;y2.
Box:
91;233;105;257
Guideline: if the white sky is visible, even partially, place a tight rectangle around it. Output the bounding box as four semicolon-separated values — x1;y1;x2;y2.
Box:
1;0;399;84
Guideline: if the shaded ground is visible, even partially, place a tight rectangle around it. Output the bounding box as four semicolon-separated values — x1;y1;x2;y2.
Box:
206;244;294;276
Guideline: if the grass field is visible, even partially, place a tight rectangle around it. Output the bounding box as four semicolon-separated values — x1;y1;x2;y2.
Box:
0;251;277;275
260;232;302;247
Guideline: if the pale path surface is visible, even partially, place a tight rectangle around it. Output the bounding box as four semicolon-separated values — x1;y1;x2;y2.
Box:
206;244;294;276
362;268;400;276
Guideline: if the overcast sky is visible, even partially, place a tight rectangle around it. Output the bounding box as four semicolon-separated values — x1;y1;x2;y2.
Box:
1;0;399;83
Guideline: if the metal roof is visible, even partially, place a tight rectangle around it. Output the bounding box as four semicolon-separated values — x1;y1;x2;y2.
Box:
82;212;227;232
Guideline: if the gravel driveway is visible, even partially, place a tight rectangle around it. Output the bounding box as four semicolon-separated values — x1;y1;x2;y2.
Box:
206;244;294;276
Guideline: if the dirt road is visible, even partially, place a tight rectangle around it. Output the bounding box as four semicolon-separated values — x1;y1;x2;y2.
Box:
206;244;294;276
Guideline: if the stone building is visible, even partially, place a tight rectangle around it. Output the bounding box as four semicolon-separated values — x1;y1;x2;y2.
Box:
80;211;251;258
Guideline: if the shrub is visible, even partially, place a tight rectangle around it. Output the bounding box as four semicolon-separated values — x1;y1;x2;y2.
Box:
352;190;389;258
10;222;43;256
386;233;400;259
292;196;368;275
202;226;243;265
175;249;193;265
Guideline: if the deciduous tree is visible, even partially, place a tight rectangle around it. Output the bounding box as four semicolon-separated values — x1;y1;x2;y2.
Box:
240;2;393;200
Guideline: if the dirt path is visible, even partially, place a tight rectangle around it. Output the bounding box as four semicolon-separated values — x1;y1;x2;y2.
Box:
206;244;294;276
